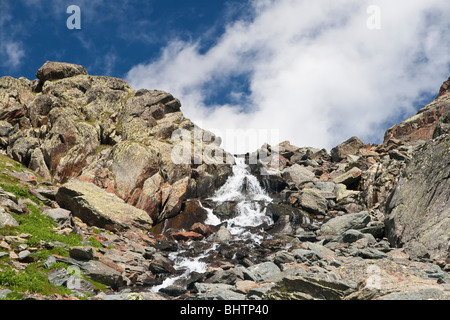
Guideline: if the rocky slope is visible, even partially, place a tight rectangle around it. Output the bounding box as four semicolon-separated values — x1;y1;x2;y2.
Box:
0;61;449;300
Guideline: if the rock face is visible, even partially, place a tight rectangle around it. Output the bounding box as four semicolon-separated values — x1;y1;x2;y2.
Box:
0;61;233;229
384;84;450;144
385;134;450;262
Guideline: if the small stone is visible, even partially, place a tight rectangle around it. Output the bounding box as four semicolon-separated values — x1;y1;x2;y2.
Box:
44;255;57;269
18;250;34;263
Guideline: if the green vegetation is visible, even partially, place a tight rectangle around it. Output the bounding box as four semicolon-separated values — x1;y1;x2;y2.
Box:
0;184;43;206
9;203;83;248
0;263;72;297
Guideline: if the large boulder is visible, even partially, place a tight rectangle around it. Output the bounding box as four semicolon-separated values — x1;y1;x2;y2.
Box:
318;211;371;236
281;164;316;186
36;61;88;83
56;178;153;232
330;136;365;162
385;134;450;262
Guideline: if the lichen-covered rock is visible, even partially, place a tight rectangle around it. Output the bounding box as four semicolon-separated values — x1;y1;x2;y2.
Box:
330;136;365;162
36;61;88;83
56;178;153;232
385;134;450;261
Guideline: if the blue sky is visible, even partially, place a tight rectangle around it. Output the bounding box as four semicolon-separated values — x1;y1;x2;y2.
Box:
1;0;450;153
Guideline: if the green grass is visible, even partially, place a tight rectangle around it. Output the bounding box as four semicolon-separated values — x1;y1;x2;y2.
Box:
0;263;73;296
10;203;84;247
0;184;43;206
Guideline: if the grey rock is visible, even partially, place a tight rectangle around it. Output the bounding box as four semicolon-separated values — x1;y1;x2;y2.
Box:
159;284;187;297
291;249;318;262
79;260;124;289
0;289;12;299
149;254;174;274
18;250;33;263
276;274;358;300
332;167;362;187
43;208;73;229
44;255;57;269
353;247;388;259
330;136;365;162
319;211;371;236
299;188;328;215
193;283;246;300
205;268;238;285
213;225;232;242
0;208;19;228
336;229;365;243
360;221;385;239
380;288;450;300
273;251;296;267
246;262;282;282
385;134;450;261
282;164;316;186
48;268;70;287
69;246;94;261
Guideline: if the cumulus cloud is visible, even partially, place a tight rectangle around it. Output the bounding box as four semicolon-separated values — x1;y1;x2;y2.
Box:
126;0;450;154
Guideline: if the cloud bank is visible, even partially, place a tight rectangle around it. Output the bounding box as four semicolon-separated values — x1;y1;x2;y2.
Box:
127;0;450;154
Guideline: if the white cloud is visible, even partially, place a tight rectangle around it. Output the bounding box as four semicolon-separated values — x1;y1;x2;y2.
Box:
3;42;26;68
126;0;450;154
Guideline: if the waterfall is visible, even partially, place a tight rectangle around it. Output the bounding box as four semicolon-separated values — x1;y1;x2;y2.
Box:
150;155;273;293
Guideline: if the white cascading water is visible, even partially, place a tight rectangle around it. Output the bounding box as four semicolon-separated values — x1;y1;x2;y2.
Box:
150;156;273;293
209;157;273;239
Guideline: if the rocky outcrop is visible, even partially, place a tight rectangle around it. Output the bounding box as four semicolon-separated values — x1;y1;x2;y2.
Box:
0;62;233;229
384;79;450;144
385;134;450;262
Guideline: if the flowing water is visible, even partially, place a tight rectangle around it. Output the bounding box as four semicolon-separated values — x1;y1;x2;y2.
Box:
150;156;273;293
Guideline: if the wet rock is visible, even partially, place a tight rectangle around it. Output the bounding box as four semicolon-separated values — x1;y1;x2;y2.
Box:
267;215;293;235
170;231;204;241
149;254;175;274
213;225;232;242
213;201;238;220
159;284;187;297
190;222;219;237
